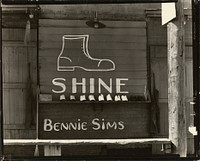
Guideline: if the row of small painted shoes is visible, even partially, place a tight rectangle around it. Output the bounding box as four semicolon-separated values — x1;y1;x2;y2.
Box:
60;94;128;102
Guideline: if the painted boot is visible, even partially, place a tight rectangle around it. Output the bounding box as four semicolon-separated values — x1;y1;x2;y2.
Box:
57;35;115;71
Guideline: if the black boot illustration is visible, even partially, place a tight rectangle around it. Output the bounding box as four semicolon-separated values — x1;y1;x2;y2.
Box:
57;35;115;71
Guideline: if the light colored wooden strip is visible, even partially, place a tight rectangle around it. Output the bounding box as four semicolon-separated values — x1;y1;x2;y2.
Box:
4;138;171;146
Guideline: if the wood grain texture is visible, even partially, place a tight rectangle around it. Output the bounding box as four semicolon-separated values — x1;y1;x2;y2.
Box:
38;102;150;139
2;28;37;139
39;19;147;98
4;138;171;146
167;1;187;156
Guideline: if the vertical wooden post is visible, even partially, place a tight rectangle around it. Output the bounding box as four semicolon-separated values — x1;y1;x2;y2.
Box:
0;1;3;158
167;0;187;157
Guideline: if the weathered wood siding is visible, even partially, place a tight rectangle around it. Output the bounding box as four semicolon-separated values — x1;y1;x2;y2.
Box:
39;19;147;99
148;18;194;154
3;28;37;139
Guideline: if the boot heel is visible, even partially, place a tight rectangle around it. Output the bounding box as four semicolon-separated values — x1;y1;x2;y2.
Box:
58;66;75;71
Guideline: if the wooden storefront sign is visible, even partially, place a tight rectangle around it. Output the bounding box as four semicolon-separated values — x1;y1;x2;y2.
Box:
38;19;150;139
39;102;150;139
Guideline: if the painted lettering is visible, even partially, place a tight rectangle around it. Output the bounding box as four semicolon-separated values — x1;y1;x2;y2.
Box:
44;119;53;131
90;78;95;93
52;78;66;93
43;119;88;131
98;78;112;93
72;78;86;93
116;78;129;93
52;78;129;94
92;118;101;130
118;121;125;130
92;118;125;130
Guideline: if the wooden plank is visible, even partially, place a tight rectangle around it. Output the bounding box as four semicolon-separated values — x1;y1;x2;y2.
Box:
4;138;171;146
185;59;193;98
2;29;37;41
38;102;150;139
2;13;37;29
39;55;147;67
40;78;147;86
2;41;36;47
167;0;187;156
39;48;147;58
39;71;147;83
4;124;26;130
158;103;168;136
3;89;9;125
39;27;146;36
151;46;192;58
4;129;36;139
2;46;35;84
40;84;146;95
38;4;160;20
39;41;146;50
44;145;61;156
39;19;146;28
39;34;146;43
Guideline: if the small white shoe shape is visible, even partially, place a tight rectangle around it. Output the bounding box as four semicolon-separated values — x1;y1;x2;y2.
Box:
121;95;128;101
98;94;104;102
115;95;121;101
89;95;95;101
80;95;86;101
70;95;76;101
60;94;66;101
106;94;112;101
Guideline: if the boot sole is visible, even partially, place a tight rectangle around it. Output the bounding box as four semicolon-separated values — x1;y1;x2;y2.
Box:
58;66;115;72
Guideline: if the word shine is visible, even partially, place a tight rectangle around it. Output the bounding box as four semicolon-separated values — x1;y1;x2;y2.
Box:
43;118;125;132
52;78;129;94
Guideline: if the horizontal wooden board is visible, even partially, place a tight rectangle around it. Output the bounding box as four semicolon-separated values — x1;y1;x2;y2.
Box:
40;34;146;43
39;41;146;50
3;83;26;89
2;29;37;41
38;102;150;139
39;58;147;70
2;41;37;47
40;78;147;86
39;71;147;82
4;129;36;139
39;48;146;58
39;27;146;36
39;19;146;28
40;85;146;96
